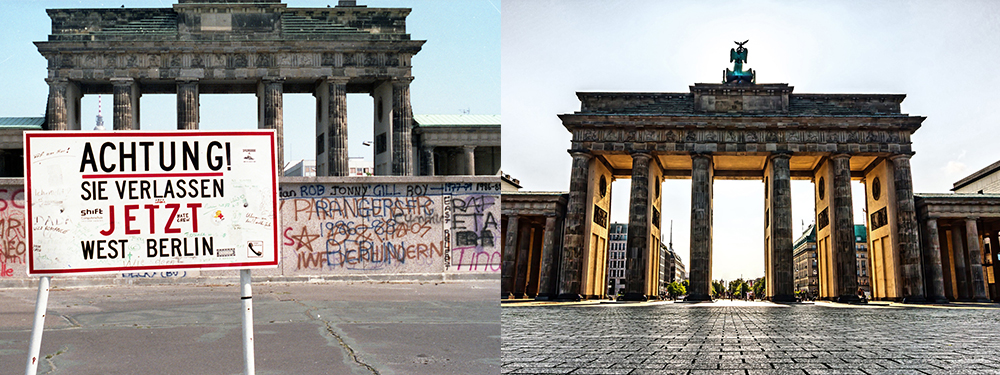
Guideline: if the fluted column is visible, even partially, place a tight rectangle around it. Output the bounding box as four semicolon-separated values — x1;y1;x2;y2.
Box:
557;151;592;301
831;154;861;303
423;146;436;176
112;78;136;130
768;153;796;302
327;78;349;176
965;218;990;302
501;215;519;299
890;154;926;303
686;152;714;301
260;78;284;176
922;219;948;303
536;215;559;300
951;224;970;300
45;78;68;131
463;145;476;175
622;152;652;301
177;79;199;130
391;78;414;176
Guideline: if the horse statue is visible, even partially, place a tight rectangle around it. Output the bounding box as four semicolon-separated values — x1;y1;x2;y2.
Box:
724;40;755;84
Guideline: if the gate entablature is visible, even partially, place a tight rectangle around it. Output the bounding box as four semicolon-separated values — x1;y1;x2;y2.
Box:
559;84;924;181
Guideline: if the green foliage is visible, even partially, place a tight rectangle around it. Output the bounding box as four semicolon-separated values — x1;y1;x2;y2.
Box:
711;280;725;298
752;277;765;299
666;281;686;299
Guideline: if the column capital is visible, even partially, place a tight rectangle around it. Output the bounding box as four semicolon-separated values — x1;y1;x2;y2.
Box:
463;145;477;151
110;77;135;86
568;150;593;160
829;153;851;160
888;152;916;161
630;151;653;160
44;77;68;85
392;76;415;85
261;76;285;84
768;151;792;160
324;76;351;85
176;77;199;84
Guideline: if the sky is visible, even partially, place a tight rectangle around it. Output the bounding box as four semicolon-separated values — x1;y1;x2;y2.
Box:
502;0;1000;282
0;0;500;165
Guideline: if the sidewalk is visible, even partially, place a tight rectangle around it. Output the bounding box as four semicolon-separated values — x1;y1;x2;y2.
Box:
0;280;499;375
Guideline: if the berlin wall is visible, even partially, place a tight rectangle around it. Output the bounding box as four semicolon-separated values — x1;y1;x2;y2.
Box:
1;176;499;285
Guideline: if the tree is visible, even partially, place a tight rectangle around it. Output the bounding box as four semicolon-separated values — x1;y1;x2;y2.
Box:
752;277;765;299
666;282;686;299
712;280;725;298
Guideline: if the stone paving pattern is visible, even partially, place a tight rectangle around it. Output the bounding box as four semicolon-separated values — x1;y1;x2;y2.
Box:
502;301;1000;374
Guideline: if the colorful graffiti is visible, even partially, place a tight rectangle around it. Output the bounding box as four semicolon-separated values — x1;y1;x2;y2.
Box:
0;188;25;277
450;194;501;272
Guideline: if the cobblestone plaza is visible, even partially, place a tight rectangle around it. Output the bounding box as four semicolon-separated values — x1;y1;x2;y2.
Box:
502;301;1000;374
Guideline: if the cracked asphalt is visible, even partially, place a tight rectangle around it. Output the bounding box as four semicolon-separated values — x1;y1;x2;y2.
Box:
502;300;1000;374
0;280;499;375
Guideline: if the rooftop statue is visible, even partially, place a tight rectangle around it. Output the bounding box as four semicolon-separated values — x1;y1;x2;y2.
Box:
724;40;756;84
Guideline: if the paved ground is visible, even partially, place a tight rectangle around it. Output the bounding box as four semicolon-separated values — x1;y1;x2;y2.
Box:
0;280;499;375
502;300;1000;374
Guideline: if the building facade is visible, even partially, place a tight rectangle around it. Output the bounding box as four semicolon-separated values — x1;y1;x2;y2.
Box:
793;224;869;299
412;114;501;176
607;223;627;297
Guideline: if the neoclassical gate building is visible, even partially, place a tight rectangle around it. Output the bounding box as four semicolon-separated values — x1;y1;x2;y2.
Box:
36;0;423;176
534;81;944;303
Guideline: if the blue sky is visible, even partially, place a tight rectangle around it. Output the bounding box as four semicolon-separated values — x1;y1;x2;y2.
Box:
0;0;500;165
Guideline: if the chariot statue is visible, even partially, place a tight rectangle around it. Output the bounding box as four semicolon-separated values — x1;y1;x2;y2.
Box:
724;40;755;84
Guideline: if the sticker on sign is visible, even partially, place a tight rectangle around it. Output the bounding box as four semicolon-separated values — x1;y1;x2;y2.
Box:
24;130;280;275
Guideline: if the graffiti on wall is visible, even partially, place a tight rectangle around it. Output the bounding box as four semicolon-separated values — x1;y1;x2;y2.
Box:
444;182;501;272
280;183;447;274
0;188;25;277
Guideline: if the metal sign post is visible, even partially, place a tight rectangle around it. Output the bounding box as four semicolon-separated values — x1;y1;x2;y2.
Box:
25;276;51;375
240;269;255;375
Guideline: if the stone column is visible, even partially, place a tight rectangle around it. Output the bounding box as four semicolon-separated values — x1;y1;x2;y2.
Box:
966;218;990;302
831;154;861;303
501;215;519;299
176;79;199;130
922;219;949;303
391;78;414;176
327;78;349;176
536;215;559;300
112;78;136;130
260;78;284;176
991;229;1000;302
463;146;477;175
951;224;970;300
558;151;592;301
622;152;652;301
686;152;714;301
45;78;68;131
423;146;436;176
890;154;926;303
768;153;796;302
514;224;533;298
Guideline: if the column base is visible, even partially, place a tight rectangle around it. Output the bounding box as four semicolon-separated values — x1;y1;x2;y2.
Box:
901;295;928;304
555;293;582;302
684;294;713;302
972;297;993;303
534;294;555;301
924;296;949;304
835;295;867;304
617;293;648;302
769;294;797;303
501;293;513;300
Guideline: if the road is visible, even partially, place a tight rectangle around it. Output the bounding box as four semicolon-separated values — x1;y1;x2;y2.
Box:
0;280;499;375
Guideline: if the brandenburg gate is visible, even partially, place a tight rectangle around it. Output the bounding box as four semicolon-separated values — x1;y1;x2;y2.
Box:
551;42;936;303
35;0;423;176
